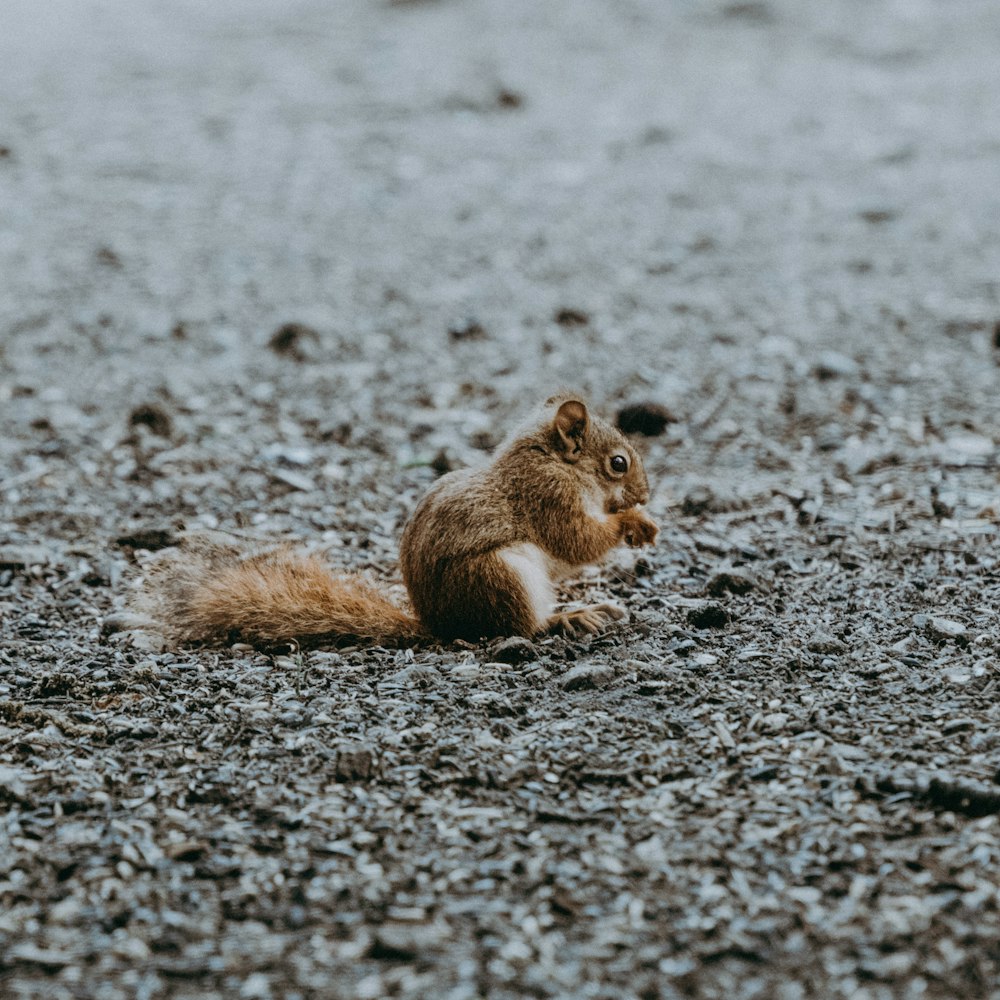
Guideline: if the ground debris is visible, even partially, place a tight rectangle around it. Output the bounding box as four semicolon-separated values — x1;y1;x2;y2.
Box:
488;636;538;664
686;601;730;629
2;3;1000;999
806;632;848;655
616;401;676;437
560;662;615;690
0;545;54;569
268;322;321;360
914;614;969;643
705;567;759;596
873;772;1000;818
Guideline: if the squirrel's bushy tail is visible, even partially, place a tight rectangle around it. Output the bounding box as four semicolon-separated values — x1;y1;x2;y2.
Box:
132;532;425;646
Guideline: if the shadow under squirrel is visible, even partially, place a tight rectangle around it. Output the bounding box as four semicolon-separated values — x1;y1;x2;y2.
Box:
134;395;659;646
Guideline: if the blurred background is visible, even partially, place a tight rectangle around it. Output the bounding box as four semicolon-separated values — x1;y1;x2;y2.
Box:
2;0;1000;528
4;6;1000;997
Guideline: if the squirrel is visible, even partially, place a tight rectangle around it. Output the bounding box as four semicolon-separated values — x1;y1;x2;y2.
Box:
133;394;659;647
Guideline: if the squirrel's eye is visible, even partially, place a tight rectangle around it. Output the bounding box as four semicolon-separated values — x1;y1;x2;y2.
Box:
610;455;628;475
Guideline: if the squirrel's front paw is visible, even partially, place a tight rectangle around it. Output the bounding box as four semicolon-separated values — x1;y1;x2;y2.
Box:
619;509;659;548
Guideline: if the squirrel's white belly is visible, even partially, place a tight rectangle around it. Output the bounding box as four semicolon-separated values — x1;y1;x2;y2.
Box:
583;487;611;523
498;542;556;628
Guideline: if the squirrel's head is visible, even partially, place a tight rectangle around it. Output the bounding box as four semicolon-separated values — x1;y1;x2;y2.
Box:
544;395;651;512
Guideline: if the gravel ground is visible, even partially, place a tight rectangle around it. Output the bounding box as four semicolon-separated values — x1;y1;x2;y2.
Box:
3;1;1000;998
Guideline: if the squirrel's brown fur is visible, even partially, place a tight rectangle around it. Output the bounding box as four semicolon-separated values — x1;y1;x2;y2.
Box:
131;395;658;647
132;533;423;646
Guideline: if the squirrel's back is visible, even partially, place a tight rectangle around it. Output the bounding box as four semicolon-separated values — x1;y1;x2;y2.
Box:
399;466;536;640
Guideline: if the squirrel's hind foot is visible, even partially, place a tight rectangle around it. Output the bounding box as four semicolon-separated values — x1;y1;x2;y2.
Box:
546;603;626;638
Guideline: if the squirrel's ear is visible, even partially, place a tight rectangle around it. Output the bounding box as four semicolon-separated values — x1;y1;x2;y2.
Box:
553;399;589;459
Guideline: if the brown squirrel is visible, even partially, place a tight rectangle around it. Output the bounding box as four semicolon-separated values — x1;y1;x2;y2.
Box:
134;395;659;647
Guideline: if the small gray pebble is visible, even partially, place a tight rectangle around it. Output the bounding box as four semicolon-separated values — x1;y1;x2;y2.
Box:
706;568;758;596
924;617;967;642
561;662;614;691
489;636;538;664
807;633;848;655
